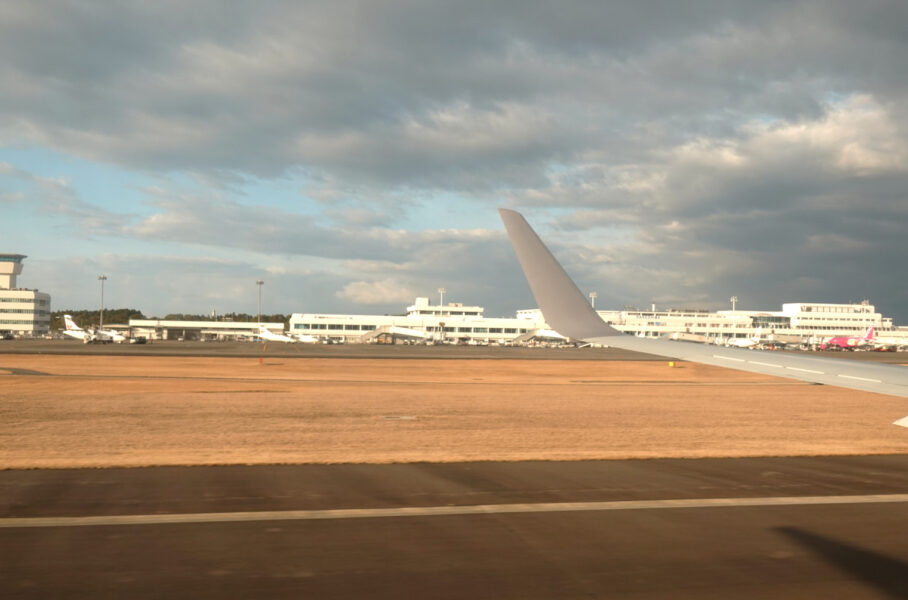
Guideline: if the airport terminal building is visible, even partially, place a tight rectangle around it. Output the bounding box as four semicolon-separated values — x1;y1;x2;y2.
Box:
289;297;902;345
120;296;904;347
0;254;51;337
524;300;896;342
289;297;549;344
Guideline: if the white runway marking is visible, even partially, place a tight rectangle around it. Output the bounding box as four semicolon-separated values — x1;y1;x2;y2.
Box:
748;361;782;368
713;355;745;362
3;494;908;529
786;366;824;375
837;374;882;383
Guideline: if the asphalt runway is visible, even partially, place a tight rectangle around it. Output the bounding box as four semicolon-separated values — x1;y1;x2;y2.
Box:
2;338;907;363
3;456;908;599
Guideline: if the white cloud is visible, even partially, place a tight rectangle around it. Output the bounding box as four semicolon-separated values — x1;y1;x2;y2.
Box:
336;279;416;304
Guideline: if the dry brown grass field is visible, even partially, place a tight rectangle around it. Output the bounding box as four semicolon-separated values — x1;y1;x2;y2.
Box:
1;355;906;468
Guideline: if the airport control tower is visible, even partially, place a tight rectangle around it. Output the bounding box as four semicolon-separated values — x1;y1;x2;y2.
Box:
0;254;52;336
0;254;27;289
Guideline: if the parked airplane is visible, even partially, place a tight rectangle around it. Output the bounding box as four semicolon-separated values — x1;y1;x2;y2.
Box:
819;327;875;351
293;333;321;344
93;326;126;344
62;315;92;343
498;208;908;427
255;325;299;343
62;315;125;343
726;327;763;348
869;333;908;352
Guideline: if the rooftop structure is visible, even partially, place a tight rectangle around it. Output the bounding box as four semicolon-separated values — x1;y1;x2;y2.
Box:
0;254;27;289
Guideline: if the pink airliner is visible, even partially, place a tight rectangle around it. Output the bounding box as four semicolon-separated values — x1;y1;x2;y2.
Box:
819;326;875;350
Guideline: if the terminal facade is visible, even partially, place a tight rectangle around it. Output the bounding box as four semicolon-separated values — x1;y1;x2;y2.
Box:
0;254;51;337
124;297;903;345
521;301;895;342
288;297;901;345
289;297;547;344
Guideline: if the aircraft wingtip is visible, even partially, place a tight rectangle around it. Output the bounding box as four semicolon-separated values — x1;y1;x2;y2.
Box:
894;416;908;428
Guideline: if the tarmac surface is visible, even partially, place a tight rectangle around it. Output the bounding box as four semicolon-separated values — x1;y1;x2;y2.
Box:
3;338;907;362
2;456;908;599
2;342;907;597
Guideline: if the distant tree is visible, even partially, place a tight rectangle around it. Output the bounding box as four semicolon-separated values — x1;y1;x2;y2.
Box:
51;309;146;330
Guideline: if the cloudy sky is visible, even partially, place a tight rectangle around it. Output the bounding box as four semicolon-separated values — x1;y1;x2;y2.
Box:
2;1;906;322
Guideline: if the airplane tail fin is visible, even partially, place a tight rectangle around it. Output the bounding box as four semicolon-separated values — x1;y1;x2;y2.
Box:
64;315;81;331
864;326;875;341
498;208;619;340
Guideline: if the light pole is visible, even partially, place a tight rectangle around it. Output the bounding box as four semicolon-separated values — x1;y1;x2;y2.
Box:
589;291;597;309
438;287;446;307
256;280;264;324
98;275;107;329
730;296;738;312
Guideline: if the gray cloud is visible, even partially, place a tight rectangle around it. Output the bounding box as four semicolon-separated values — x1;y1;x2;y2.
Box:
4;1;906;185
2;1;907;322
127;189;502;263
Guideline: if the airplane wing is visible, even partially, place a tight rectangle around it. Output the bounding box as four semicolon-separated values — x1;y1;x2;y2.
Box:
498;208;908;427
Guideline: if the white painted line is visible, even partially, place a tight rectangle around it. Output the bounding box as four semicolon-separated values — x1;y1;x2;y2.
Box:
837;374;882;383
785;367;824;375
3;494;908;529
713;355;745;362
748;361;782;368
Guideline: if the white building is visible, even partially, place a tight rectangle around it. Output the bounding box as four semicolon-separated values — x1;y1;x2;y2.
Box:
0;254;51;337
125;297;900;346
290;297;546;344
518;300;893;341
291;296;900;345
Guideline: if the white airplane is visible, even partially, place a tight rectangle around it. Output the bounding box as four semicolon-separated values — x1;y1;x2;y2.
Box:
726;327;762;348
62;315;125;343
293;333;321;344
869;333;908;352
498;209;908;428
62;314;92;343
93;326;126;344
255;325;299;343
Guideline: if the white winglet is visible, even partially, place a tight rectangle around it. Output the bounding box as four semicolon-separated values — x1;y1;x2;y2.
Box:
499;208;908;426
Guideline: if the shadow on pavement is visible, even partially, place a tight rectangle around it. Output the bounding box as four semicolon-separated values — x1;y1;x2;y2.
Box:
775;526;908;599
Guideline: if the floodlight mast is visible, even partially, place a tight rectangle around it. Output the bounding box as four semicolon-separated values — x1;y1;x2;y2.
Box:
256;280;264;325
438;287;446;307
98;275;107;329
